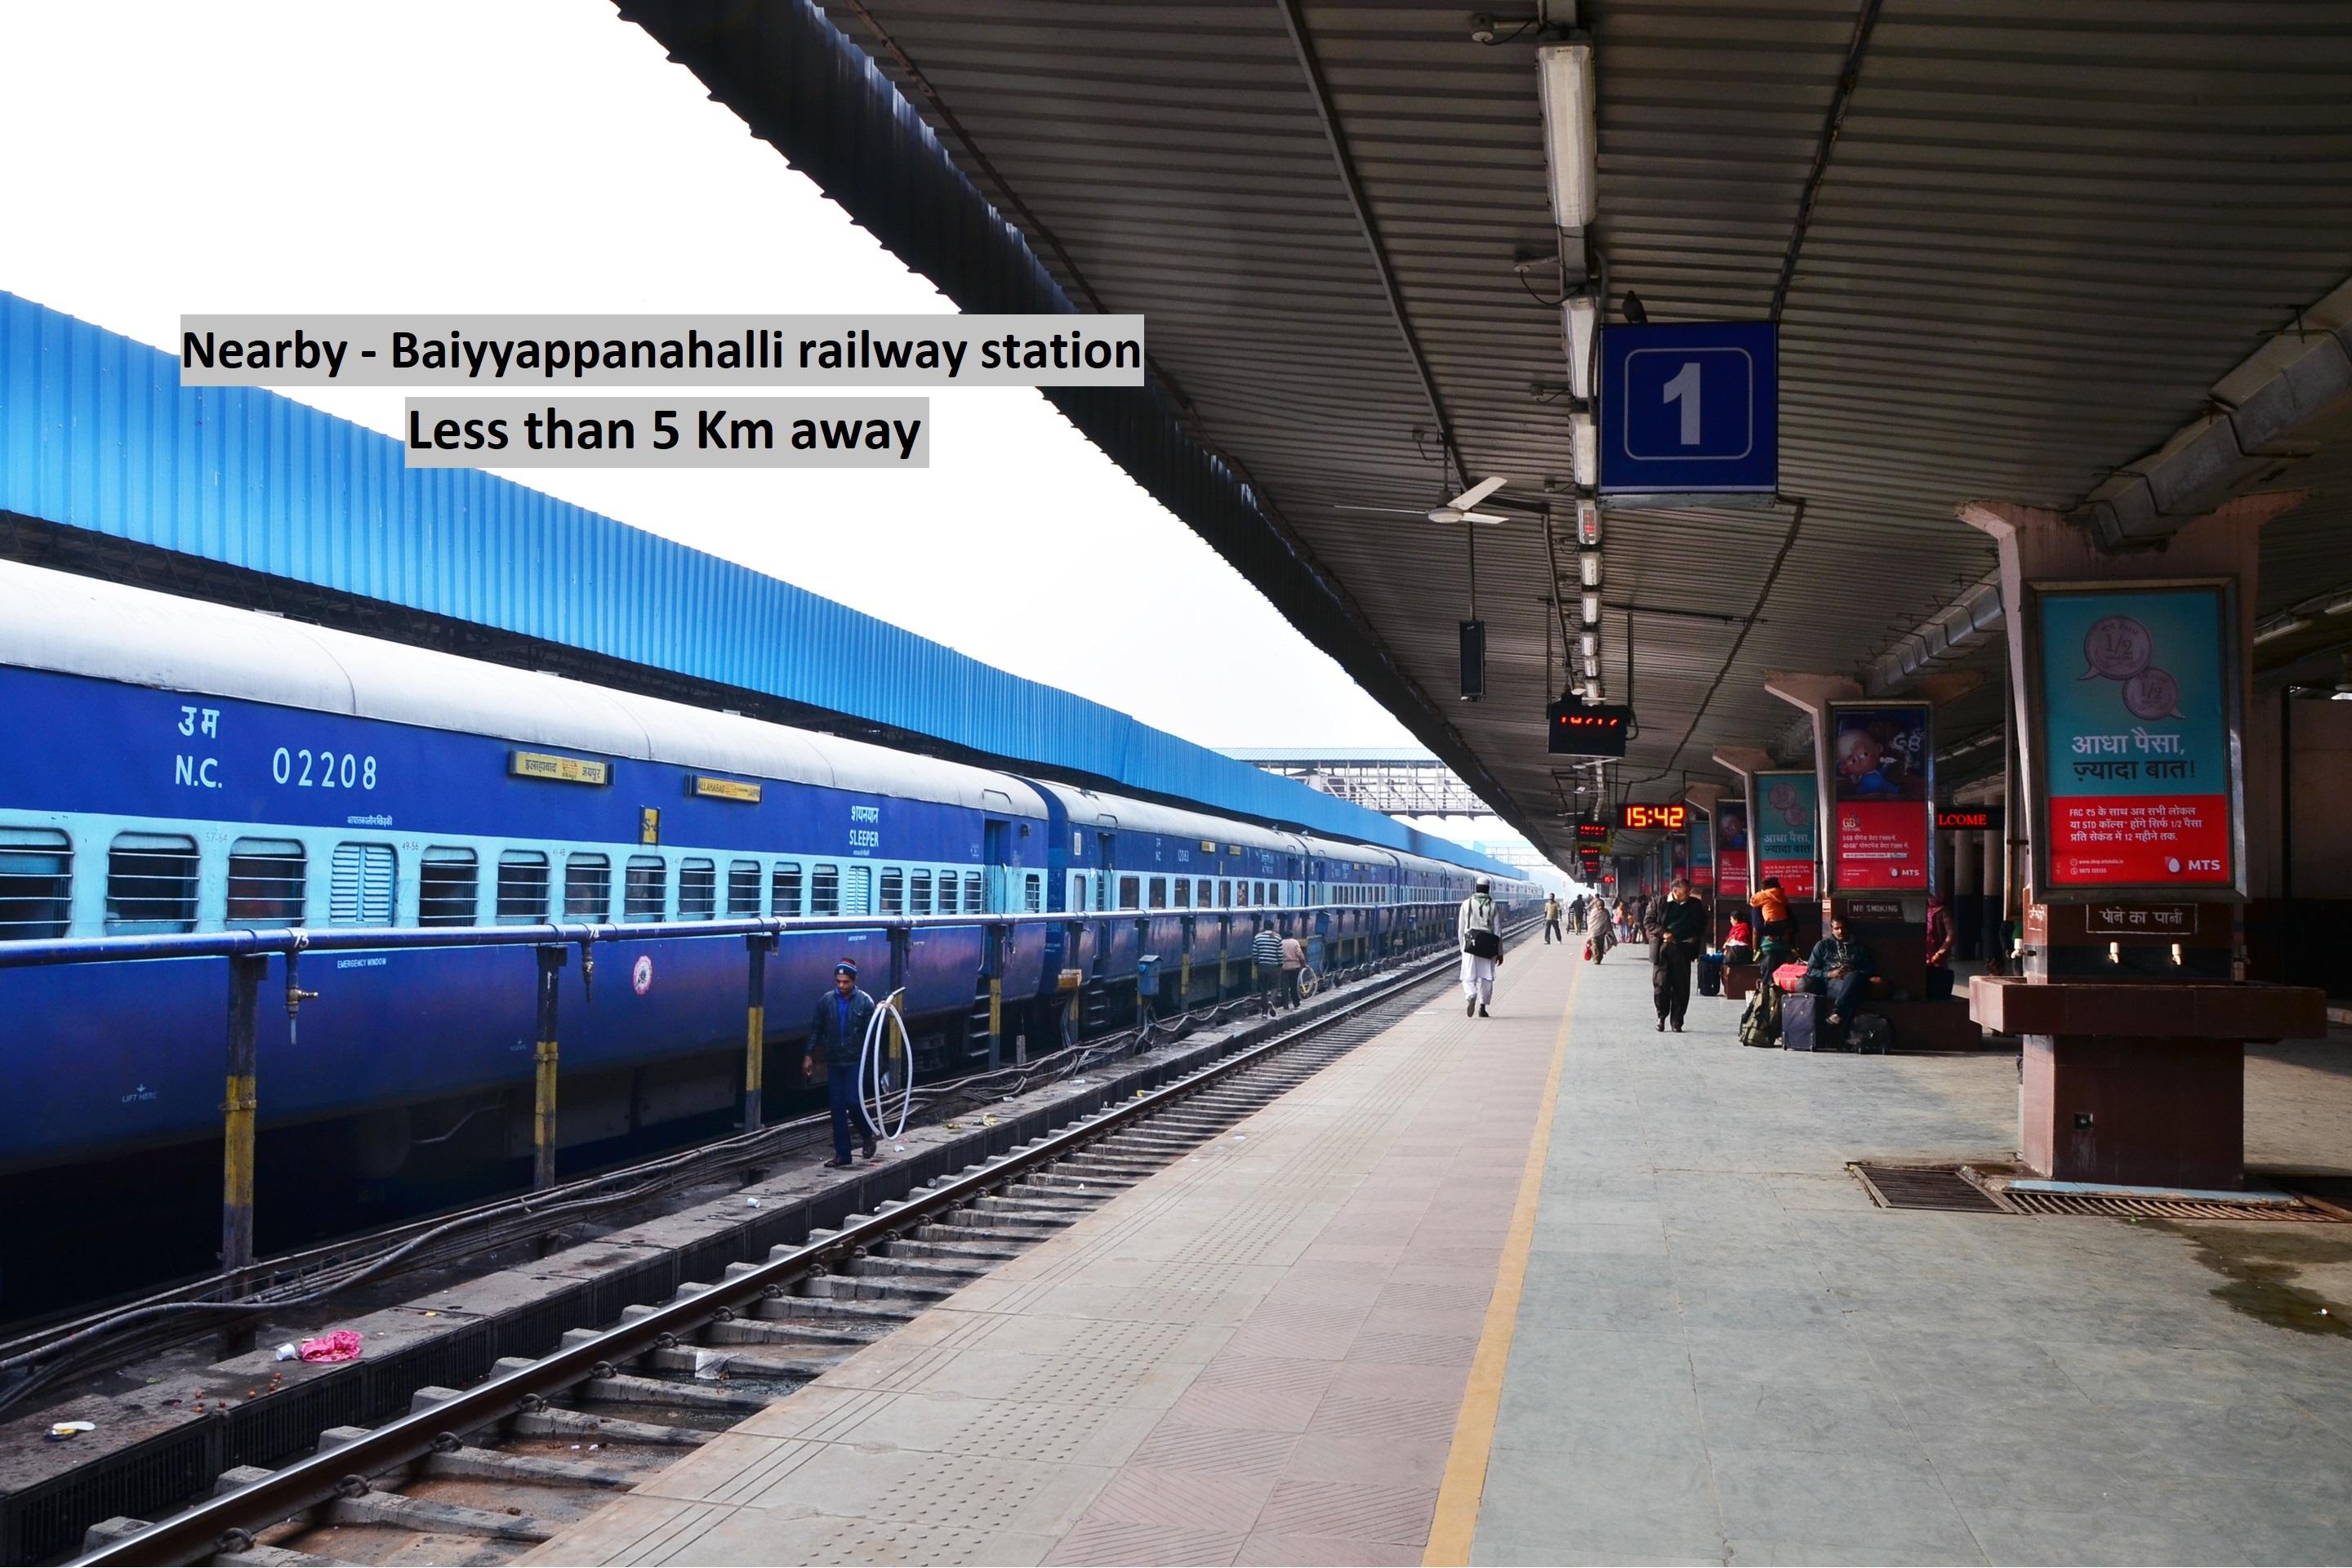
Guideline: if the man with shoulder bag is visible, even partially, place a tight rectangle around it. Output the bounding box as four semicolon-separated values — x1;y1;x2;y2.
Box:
1459;879;1503;1018
1643;877;1707;1033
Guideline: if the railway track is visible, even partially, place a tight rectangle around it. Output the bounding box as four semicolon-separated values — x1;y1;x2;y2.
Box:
73;941;1486;1566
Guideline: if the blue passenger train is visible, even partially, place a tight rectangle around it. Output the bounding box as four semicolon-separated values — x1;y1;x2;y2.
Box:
0;561;1533;1180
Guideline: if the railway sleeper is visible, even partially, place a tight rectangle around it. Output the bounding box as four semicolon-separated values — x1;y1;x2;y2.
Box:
696;1316;878;1348
911;1220;1057;1245
579;1370;776;1410
318;1479;557;1543
879;1235;1023;1261
82;1518;347;1568
754;1293;919;1325
506;1403;715;1446
643;1345;842;1381
307;1423;645;1493
845;1254;991;1283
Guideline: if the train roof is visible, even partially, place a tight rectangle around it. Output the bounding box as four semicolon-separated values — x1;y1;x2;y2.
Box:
1023;779;1300;858
0;559;1049;818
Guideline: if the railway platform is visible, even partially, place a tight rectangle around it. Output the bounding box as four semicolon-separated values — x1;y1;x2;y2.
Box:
521;940;2352;1566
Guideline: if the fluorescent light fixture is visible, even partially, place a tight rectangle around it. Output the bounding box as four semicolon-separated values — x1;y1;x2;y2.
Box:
2255;617;2312;644
1563;293;1599;399
1584;677;1604;702
1579;631;1598;660
1536;42;1597;231
1571;410;1597;488
1579;550;1602;589
2325;592;2352;615
1582;656;1599;679
1575;497;1601;547
1580;590;1601;625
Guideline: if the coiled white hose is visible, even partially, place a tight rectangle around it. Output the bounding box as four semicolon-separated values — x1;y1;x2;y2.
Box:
858;987;913;1147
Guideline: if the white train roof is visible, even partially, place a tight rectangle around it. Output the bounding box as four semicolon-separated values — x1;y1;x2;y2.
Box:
1027;780;1302;857
0;559;1046;817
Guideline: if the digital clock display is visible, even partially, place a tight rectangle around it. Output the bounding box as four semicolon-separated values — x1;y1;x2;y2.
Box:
1616;803;1688;831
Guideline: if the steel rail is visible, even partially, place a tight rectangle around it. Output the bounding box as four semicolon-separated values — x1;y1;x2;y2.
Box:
72;932;1507;1566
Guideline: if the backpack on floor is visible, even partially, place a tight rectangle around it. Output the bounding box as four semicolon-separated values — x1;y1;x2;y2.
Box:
1737;984;1781;1049
1847;1013;1892;1055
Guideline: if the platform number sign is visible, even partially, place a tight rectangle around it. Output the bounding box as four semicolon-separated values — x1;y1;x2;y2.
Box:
1598;321;1777;500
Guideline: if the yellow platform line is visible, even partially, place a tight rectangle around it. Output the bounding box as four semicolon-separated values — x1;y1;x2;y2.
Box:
1425;949;1583;1566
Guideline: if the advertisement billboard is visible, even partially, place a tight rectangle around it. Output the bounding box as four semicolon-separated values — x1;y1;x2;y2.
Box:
1690;814;1713;889
1713;797;1748;901
2030;581;2240;895
1828;702;1932;893
1754;770;1817;898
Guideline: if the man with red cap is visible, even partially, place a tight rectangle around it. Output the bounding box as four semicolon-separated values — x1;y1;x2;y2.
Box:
805;960;879;1167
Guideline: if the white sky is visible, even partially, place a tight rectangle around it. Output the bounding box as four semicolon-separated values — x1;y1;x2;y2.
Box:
0;0;1437;759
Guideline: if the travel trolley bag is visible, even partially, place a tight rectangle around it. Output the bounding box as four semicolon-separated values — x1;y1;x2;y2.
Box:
1780;992;1842;1053
1846;1013;1892;1055
1695;952;1723;997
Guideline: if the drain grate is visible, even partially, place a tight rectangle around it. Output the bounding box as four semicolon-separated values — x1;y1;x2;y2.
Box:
2000;1189;2345;1222
1849;1163;2008;1214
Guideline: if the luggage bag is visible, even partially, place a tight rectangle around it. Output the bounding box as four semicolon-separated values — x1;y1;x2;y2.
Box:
1781;992;1842;1053
1695;952;1723;996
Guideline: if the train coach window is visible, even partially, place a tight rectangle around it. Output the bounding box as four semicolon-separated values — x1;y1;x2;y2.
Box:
840;865;871;915
1147;876;1166;908
228;838;307;925
418;848;478;927
679;858;715;920
623;857;667;922
564;854;612;920
773;862;805;916
1118;875;1140;911
879;867;904;915
105;832;199;933
938;871;960;915
910;870;932;915
1025;873;1042;912
329;844;396;927
727;861;761;917
966;870;986;913
1218;880;1231;908
1173;878;1189;909
808;863;838;915
496;852;550;923
0;828;73;940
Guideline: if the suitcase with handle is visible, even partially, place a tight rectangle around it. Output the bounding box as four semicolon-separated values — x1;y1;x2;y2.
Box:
1781;992;1841;1053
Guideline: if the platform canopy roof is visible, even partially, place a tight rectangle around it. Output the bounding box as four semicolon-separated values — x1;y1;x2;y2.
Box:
623;0;2352;868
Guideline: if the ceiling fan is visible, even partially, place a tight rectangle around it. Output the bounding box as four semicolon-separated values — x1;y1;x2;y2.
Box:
1334;475;1512;526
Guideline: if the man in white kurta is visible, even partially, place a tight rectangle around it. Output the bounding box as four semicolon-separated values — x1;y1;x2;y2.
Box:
1459;880;1500;1017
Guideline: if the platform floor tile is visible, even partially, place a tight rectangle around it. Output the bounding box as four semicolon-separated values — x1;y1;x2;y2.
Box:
528;945;1579;1566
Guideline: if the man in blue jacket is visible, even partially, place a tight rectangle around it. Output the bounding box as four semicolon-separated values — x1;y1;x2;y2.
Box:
805;960;879;1167
1803;914;1875;1029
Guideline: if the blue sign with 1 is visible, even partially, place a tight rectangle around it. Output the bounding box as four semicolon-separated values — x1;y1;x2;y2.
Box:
1598;320;1778;497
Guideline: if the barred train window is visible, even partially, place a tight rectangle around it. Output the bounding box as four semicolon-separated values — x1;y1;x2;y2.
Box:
0;828;73;940
938;870;960;915
1025;872;1042;912
965;870;984;914
879;866;904;915
1219;880;1231;908
808;863;839;915
227;838;306;925
419;848;478;927
329;844;396;927
623;856;667;922
497;851;550;923
1118;875;1140;911
773;862;804;916
679;858;715;920
910;870;932;915
840;864;871;915
1173;878;1190;909
1148;876;1166;908
727;860;762;917
564;853;611;919
106;832;199;933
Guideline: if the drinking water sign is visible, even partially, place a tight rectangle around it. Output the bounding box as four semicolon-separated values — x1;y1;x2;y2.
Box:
1597;321;1778;498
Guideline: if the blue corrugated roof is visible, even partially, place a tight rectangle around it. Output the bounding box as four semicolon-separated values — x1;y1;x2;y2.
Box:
0;293;1517;879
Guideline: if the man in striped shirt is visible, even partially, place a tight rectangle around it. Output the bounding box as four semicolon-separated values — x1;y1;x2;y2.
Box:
1253;920;1287;1012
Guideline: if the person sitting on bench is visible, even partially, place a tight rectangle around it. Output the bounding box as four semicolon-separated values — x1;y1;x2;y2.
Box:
1722;914;1754;968
1802;914;1874;1029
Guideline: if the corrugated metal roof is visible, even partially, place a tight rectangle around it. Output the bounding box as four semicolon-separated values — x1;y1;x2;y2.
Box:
0;291;1521;878
637;0;2352;867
